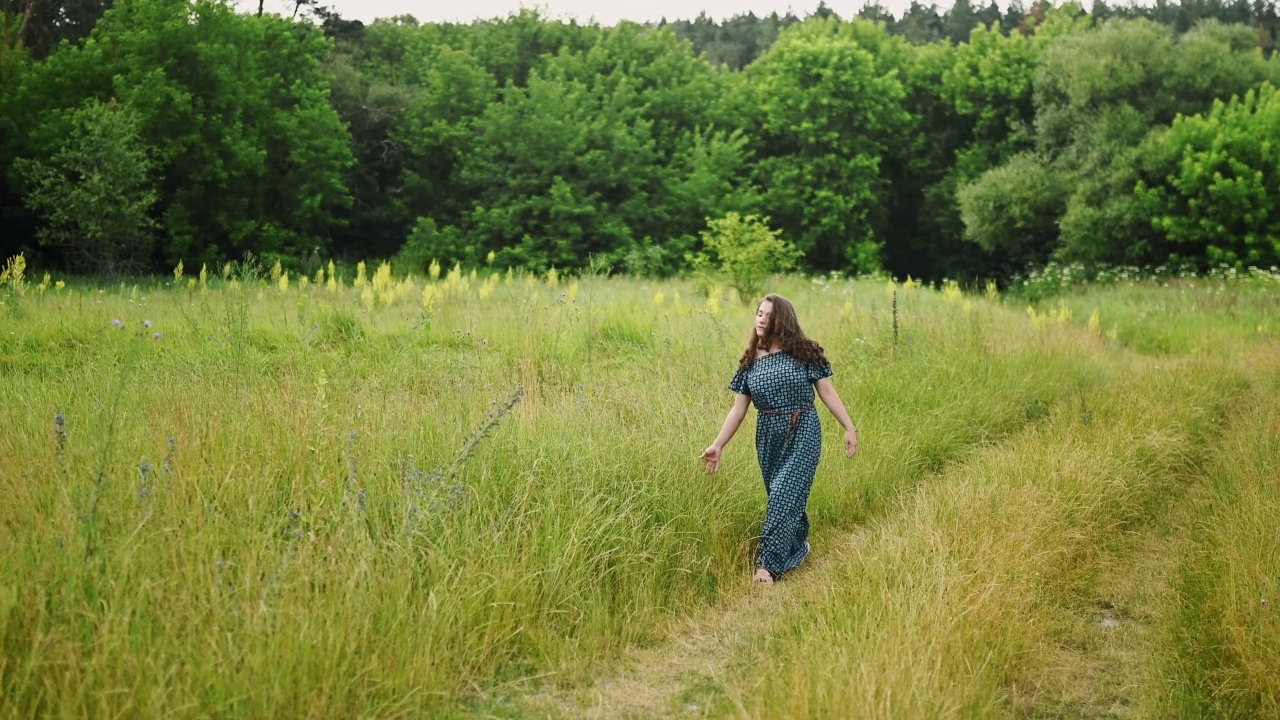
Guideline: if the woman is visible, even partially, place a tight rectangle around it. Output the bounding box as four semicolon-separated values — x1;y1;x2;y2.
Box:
701;294;858;584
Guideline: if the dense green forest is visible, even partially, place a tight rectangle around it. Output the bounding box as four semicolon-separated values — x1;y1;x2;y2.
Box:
2;0;1279;281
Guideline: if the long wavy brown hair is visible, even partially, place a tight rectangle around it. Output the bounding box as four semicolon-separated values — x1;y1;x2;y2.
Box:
737;293;829;370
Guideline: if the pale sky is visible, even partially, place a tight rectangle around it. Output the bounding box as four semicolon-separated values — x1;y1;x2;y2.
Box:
239;0;930;26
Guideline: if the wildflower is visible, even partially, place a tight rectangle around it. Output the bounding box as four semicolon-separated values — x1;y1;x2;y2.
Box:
55;280;65;291
354;261;367;288
163;437;177;474
654;291;665;307
270;261;283;282
173;260;184;284
429;259;441;281
0;253;27;294
199;263;208;287
942;280;962;304
486;251;496;266
568;281;580;301
1054;301;1071;326
345;429;360;486
112;318;124;329
143;319;152;328
706;286;723;316
284;510;303;539
547;267;559;287
153;332;162;340
138;461;154;500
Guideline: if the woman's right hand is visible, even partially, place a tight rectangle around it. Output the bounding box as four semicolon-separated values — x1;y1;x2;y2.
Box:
700;444;722;473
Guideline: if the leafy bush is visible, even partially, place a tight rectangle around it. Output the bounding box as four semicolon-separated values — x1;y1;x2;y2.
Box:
14;99;157;274
1137;83;1280;269
957;153;1064;268
687;213;800;301
394;218;467;274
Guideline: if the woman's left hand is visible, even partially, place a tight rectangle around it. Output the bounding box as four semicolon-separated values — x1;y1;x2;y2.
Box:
843;429;858;457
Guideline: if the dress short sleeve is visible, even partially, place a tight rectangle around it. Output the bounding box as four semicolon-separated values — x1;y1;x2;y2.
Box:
806;362;833;384
729;367;750;396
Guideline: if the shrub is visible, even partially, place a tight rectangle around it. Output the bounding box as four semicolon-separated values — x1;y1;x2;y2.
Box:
687;213;800;301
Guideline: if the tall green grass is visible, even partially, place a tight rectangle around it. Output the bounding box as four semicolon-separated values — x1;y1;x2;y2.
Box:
0;266;1275;717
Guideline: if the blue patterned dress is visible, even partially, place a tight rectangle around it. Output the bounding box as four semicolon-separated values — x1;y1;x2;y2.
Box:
729;352;832;579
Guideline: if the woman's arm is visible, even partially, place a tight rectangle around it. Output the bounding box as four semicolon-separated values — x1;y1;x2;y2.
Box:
815;377;858;457
701;393;751;473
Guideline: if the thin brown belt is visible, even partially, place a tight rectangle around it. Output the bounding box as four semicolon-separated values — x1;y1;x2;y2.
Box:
759;404;814;450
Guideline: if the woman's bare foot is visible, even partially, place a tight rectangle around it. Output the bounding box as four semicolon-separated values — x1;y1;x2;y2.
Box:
753;568;774;584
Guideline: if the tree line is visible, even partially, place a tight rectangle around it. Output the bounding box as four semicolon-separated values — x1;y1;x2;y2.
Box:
2;0;1279;280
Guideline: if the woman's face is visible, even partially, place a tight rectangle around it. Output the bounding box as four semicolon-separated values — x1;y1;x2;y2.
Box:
755;300;773;338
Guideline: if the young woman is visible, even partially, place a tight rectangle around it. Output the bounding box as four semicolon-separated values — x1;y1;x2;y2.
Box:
701;294;858;584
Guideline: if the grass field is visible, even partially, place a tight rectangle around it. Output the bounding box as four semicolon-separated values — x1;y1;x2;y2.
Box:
1;257;1276;718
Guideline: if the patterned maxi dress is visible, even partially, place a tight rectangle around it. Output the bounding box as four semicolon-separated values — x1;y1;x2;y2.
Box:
729;352;832;578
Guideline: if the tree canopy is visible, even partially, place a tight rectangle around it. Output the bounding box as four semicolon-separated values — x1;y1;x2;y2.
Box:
4;0;1280;279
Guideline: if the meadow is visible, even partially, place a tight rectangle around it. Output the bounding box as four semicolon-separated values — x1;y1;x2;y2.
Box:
0;256;1277;718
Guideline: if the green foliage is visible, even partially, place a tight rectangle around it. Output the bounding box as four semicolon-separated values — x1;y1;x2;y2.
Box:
942;22;1039;177
8;0;353;268
961;16;1280;270
453;23;747;273
688;212;800;299
747;19;908;272
14;98;157;273
393;217;465;273
957;153;1064;268
5;1;1280;282
1138;83;1280;268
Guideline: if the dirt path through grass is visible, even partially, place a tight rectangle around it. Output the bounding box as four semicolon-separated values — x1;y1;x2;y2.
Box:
1009;349;1280;718
1008;475;1208;718
513;528;868;719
